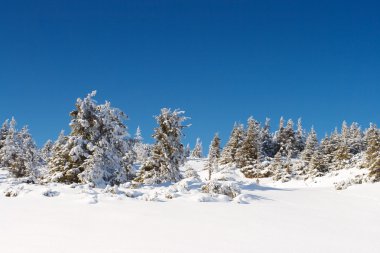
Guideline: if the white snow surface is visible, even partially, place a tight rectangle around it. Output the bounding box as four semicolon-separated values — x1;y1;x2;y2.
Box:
1;158;379;253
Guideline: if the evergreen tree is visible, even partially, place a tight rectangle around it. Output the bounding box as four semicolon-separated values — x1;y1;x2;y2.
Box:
220;123;245;165
41;140;54;162
348;122;364;154
133;127;150;163
0;119;9;150
365;124;380;181
206;133;221;180
235;117;260;168
301;127;318;163
0;118;40;178
47;91;132;186
333;124;352;169
135;108;189;184
191;138;203;158
295;118;306;155
260;118;275;157
308;148;328;177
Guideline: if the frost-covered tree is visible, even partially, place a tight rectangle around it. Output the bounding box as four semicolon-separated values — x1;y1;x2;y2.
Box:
235;117;260;168
0;118;40;178
41;140;53;162
135;108;189;184
206;133;221;180
47;91;132;186
132;127;150;163
295;118;306;155
365;124;380;181
308;148;328;177
191;138;203;158
301;127;318;163
260;118;275;157
348;122;364;155
274;117;296;157
220;123;245;165
0;119;9;150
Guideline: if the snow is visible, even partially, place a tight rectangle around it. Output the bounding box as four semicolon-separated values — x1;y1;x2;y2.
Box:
1;159;380;253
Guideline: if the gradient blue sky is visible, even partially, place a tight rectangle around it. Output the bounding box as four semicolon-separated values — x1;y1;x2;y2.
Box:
0;0;379;147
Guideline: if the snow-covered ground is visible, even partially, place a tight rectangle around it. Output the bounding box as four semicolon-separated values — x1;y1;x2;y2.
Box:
1;159;379;253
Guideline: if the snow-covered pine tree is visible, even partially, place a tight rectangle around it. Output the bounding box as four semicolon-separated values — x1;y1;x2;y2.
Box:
348;122;364;155
319;134;334;170
133;127;150;163
0;118;39;178
333;122;352;169
191;138;203;158
365;124;380;182
284;119;297;158
135;108;189;184
0;119;9;151
206;133;221;180
271;150;284;181
295;118;306;156
274;117;296;157
308;148;328;177
260;118;275;158
301;127;318;163
41;139;53;162
220;123;245;165
235;117;260;168
47;91;132;186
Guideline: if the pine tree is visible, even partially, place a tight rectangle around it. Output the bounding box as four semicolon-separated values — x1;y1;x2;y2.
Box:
47;91;132;186
191;138;203;158
295;118;306;155
333;123;352;169
0;119;9;151
0;118;40;178
41;140;54;162
206;133;221;180
135;108;189;184
308;148;328;177
220;123;245;165
235;117;260;168
365;124;380;181
348;122;364;154
133;127;150;163
301;127;318;163
272;150;284;181
260;118;275;157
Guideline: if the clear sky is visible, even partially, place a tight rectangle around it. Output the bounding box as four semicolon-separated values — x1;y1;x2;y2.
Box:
0;0;379;147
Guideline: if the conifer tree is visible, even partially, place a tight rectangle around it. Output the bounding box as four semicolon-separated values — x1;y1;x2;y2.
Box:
191;138;203;158
348;122;364;154
133;127;150;163
365;124;380;181
308;148;328;177
260;118;275;157
301;127;318;163
295;118;306;155
135;108;189;184
220;123;245;165
206;133;221;180
41;140;54;162
0;118;40;178
47;91;132;185
235;117;261;168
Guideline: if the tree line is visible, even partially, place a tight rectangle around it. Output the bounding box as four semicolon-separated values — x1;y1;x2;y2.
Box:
0;91;379;187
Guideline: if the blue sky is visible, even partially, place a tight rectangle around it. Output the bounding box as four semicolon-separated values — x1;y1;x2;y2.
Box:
0;0;379;147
